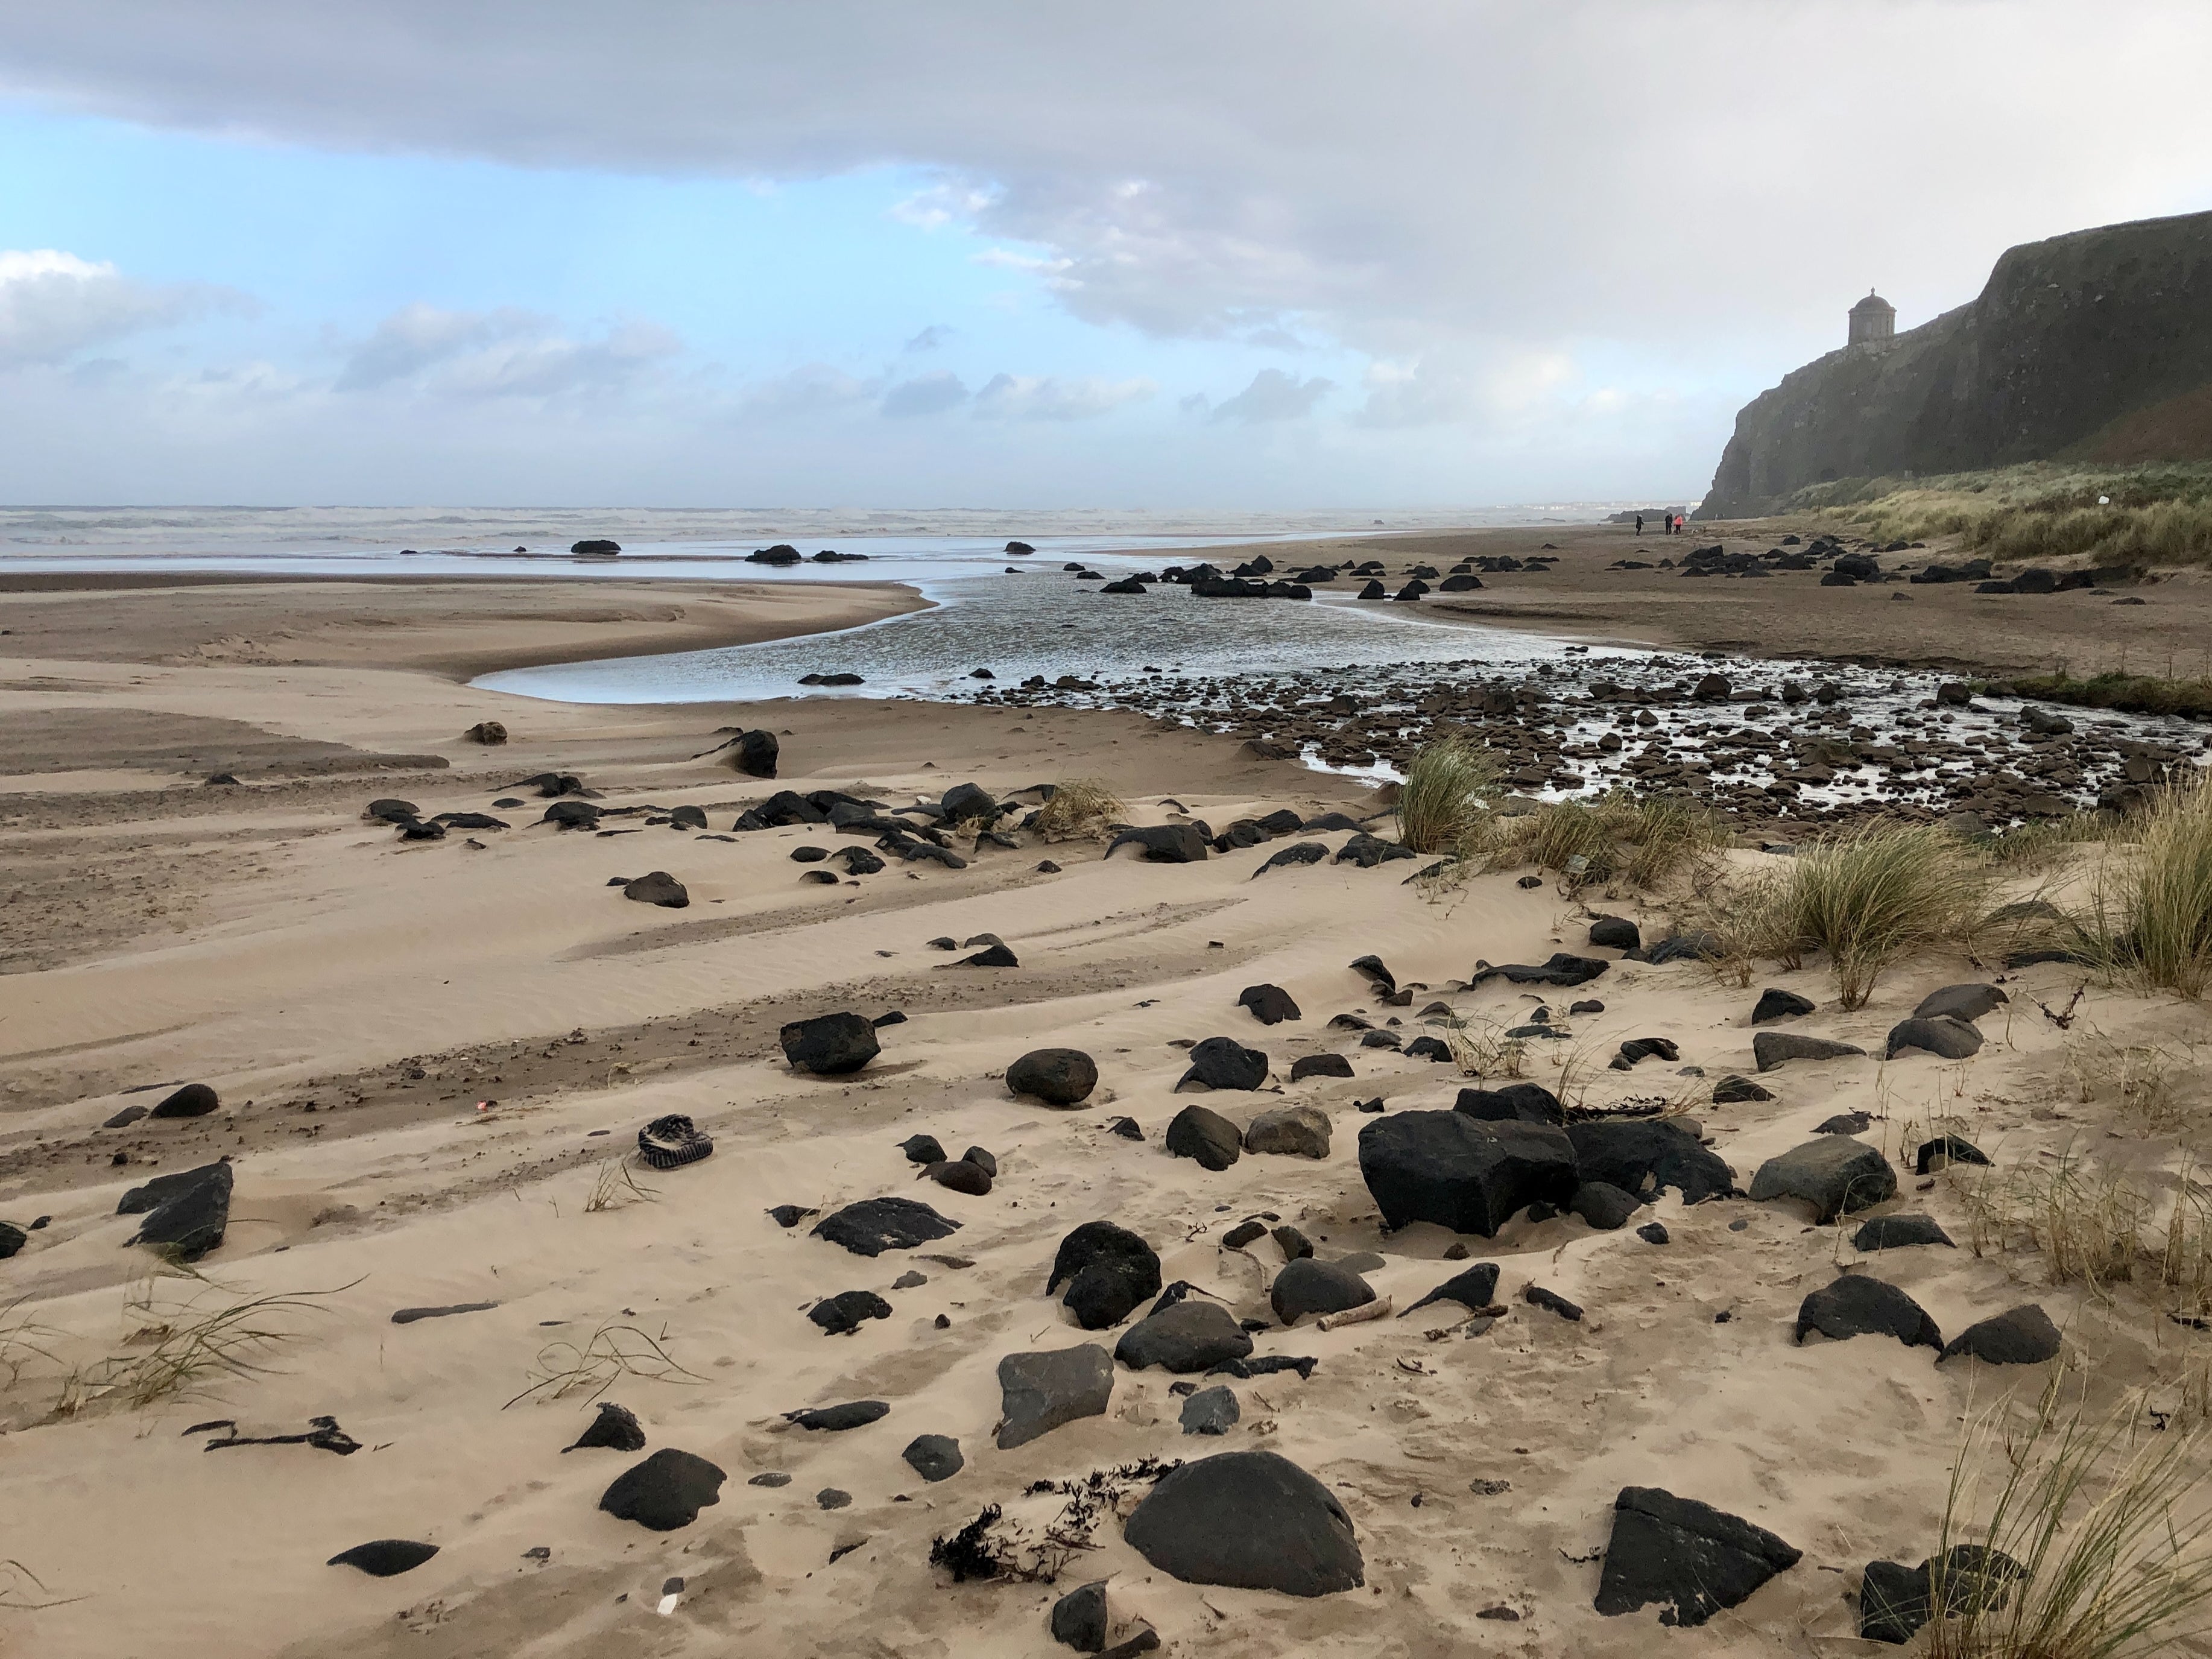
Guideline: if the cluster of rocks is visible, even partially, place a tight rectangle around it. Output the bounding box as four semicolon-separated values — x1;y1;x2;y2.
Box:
955;642;2201;827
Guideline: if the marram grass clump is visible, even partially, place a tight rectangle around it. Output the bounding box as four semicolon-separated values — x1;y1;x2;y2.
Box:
1395;736;1498;854
2074;769;2212;999
1777;824;1991;1009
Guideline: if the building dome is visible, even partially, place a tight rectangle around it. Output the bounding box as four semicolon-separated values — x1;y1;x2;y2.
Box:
1847;289;1895;347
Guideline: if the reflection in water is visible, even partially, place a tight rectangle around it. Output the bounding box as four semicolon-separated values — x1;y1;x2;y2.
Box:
476;572;1602;705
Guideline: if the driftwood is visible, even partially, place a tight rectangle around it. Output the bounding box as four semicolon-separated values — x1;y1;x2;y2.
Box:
1316;1295;1394;1332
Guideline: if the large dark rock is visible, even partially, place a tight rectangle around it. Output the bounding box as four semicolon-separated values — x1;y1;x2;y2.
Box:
1751;988;1815;1024
940;782;996;822
542;799;601;829
1568;1181;1642;1230
1753;1031;1867;1072
780;1011;880;1074
622;870;689;908
1471;953;1608;987
903;1433;964;1482
1114;1299;1253;1373
1939;1304;2062;1365
1269;1259;1373;1324
1885;1016;1983;1060
1455;1082;1564;1125
1404;1260;1501;1316
1253;841;1329;876
563;1401;647;1453
0;1221;24;1260
1593;1486;1803;1626
1124;1450;1364;1596
1859;1546;2028;1645
1567;1119;1736;1204
1051;1581;1110;1651
728;728;779;777
149;1082;220;1119
1711;1074;1775;1104
327;1540;440;1576
784;1400;890;1431
1795;1275;1944;1350
1237;984;1301;1025
1165;1104;1242;1171
997;1344;1116;1449
1176;1037;1268;1091
1007;1048;1099;1106
1359;1112;1578;1236
1588;915;1642;950
811;1196;961;1256
1290;1053;1354;1081
1749;1137;1897;1222
1913;982;2008;1023
1347;954;1397;994
809;1289;894;1336
1104;824;1209;863
598;1448;726;1530
1049;1221;1161;1329
124;1160;233;1260
1853;1213;1956;1251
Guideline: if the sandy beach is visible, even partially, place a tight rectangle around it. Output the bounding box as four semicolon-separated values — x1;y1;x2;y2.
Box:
2;553;2208;1658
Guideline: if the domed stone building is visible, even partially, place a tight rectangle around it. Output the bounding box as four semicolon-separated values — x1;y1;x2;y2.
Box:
1847;289;1896;348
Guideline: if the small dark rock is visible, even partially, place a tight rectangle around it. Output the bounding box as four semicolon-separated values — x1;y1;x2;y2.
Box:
1007;1048;1099;1106
1166;1104;1243;1171
598;1448;727;1530
1939;1304;2061;1365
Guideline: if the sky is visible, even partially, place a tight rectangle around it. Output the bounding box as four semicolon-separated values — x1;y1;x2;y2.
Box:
1;1;2209;510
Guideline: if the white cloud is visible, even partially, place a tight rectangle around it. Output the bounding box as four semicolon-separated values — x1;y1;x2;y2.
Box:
335;303;680;398
972;372;1155;421
738;363;880;419
1210;367;1332;423
0;248;244;367
882;371;967;417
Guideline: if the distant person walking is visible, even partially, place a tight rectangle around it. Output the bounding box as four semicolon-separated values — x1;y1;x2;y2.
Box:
1635;513;1643;536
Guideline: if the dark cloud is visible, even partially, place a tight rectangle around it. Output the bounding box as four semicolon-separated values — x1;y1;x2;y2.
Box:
972;372;1155;420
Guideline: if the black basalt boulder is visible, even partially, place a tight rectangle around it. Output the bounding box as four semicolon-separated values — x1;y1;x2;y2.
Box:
149;1082;220;1119
1751;988;1815;1024
1795;1274;1944;1351
1165;1104;1242;1171
1358;1112;1578;1236
1006;1048;1099;1106
1454;1082;1565;1125
1176;1037;1268;1090
1049;1221;1162;1329
1104;824;1209;863
780;1011;880;1075
810;1196;960;1256
123;1160;233;1260
1237;984;1301;1025
1123;1450;1364;1596
1114;1298;1253;1373
1269;1259;1374;1324
1749;1137;1896;1222
1852;1214;1956;1251
622;870;689;908
564;1401;648;1453
328;1540;440;1577
1566;1119;1736;1205
1289;1053;1354;1081
1938;1304;2062;1366
1593;1486;1802;1626
598;1448;727;1531
1471;953;1608;988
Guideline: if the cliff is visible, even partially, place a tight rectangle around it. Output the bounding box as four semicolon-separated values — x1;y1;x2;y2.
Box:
1698;207;2212;519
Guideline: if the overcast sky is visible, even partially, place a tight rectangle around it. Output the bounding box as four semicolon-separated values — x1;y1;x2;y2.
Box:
2;1;2208;508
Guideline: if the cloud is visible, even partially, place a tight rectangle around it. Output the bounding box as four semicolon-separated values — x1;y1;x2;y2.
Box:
335;303;680;397
1210;368;1332;423
0;248;244;367
739;362;879;419
881;370;967;417
333;301;545;390
903;324;954;352
10;2;2201;367
972;372;1155;421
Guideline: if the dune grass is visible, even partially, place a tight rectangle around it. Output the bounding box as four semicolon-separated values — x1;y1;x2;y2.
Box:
1488;792;1731;892
1924;1382;2212;1659
505;1319;705;1408
1998;673;2212;722
52;1274;350;1417
1030;779;1124;843
2073;771;2212;999
1782;460;2212;569
1774;824;1991;1008
1395;736;1497;853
